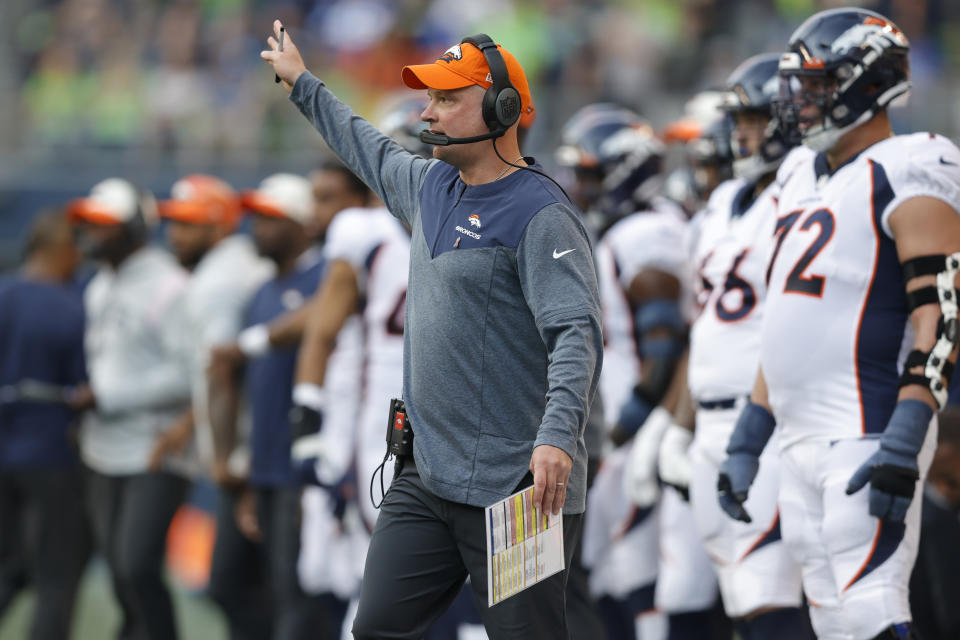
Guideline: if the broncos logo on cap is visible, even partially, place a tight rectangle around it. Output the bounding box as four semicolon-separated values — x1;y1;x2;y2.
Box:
438;45;463;64
468;214;481;228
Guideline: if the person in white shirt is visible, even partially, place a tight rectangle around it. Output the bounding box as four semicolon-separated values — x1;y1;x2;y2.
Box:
69;178;191;640
154;174;274;478
155;174;276;638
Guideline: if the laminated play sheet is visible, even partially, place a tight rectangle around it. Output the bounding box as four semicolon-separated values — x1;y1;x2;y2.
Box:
485;485;564;606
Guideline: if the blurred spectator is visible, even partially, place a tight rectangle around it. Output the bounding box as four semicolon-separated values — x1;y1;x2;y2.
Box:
909;405;960;640
0;211;91;640
69;178;193;640
7;0;959;170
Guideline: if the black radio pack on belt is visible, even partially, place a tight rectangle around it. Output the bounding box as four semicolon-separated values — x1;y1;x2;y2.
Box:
386;397;414;458
370;398;414;510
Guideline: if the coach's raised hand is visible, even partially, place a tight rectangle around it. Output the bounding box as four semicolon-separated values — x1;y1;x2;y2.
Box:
260;20;306;92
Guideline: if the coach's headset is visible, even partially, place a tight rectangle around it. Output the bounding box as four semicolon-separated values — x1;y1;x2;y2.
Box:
417;34;572;201
418;34;521;147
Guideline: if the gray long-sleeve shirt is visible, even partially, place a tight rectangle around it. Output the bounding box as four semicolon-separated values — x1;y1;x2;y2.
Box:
291;72;602;513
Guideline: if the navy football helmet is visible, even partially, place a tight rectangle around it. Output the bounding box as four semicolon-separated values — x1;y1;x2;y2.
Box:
556;103;664;219
774;8;910;152
720;53;792;180
688;114;734;197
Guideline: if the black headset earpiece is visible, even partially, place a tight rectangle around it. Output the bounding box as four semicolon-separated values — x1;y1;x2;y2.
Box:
460;34;521;132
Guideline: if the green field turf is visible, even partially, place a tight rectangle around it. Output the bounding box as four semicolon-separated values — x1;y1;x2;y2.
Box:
0;558;226;640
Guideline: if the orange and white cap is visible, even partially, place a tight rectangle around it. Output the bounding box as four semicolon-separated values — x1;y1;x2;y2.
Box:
241;173;313;226
159;174;241;227
68;178;156;227
401;40;536;128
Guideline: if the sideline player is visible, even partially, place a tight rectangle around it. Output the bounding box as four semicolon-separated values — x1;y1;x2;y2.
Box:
207;173;328;639
157;174;276;637
0;212;90;640
661;89;734;217
683;54;811;639
292;182;411;637
556;103;684;639
154;174;273;473
718;8;960;639
70;179;192;640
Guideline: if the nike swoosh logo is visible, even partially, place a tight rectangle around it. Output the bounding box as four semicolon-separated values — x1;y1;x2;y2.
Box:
940;156;958;166
553;249;576;259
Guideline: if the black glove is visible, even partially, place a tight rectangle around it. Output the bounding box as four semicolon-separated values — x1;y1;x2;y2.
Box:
289;404;323;440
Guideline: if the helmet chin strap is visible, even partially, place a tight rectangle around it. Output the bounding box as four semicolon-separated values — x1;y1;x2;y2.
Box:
801;80;909;154
802;125;843;153
802;108;872;153
733;154;780;181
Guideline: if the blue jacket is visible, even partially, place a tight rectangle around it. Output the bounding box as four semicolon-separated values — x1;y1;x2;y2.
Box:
0;276;85;469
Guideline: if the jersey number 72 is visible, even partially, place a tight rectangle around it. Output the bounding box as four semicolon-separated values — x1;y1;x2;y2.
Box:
766;208;836;298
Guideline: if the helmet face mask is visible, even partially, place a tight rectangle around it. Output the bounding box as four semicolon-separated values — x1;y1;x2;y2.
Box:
555;103;664;220
720;53;793;181
378;97;432;158
773;8;910;153
686;114;734;199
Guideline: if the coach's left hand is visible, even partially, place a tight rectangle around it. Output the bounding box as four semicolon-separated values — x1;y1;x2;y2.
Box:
530;445;572;516
260;20;307;92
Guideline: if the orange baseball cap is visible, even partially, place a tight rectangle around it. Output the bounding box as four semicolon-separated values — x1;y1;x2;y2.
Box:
401;40;536;128
159;174;241;227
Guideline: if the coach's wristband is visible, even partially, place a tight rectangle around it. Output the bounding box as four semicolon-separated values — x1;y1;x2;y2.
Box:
237;324;270;357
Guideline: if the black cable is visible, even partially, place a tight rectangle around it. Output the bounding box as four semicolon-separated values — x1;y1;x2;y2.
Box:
370;452;390;510
492;138;573;204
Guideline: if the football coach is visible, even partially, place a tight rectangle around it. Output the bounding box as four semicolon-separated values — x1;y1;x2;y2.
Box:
262;21;602;639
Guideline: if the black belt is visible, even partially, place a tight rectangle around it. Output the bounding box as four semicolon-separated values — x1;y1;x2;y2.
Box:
698;397;742;411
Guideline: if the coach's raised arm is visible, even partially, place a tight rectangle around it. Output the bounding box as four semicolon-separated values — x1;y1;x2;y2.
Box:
261;20;602;639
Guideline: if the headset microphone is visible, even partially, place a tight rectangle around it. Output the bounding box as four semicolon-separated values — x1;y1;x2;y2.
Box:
415;34;572;203
419;129;505;146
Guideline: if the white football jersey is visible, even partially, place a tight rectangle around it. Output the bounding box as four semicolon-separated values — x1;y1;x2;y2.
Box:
688;148;815;402
762;133;960;447
324;206;409;529
596;198;688;427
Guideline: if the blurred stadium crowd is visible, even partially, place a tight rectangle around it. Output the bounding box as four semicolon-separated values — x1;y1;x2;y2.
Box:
2;0;960;265
4;1;960;640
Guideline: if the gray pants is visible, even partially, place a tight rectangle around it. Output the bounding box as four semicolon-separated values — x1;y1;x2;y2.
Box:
353;458;583;640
